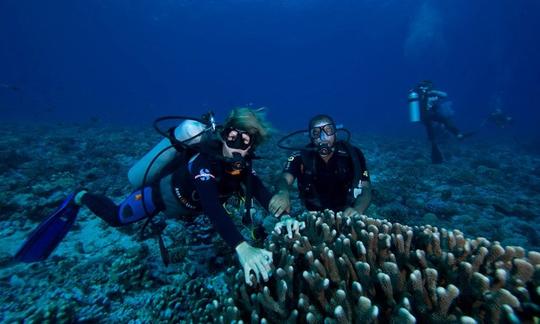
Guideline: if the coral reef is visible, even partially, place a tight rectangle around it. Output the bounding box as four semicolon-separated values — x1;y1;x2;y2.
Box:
203;210;540;323
1;124;539;322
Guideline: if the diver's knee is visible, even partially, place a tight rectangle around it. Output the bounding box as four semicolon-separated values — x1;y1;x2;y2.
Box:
118;187;160;225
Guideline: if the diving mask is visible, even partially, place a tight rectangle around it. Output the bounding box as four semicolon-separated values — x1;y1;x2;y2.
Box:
309;123;336;140
222;127;253;150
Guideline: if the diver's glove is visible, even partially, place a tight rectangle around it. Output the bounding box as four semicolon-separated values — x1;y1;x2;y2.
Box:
274;215;305;239
235;241;273;286
342;207;361;219
269;191;291;217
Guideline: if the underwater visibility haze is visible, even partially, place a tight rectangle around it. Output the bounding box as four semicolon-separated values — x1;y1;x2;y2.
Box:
1;0;540;322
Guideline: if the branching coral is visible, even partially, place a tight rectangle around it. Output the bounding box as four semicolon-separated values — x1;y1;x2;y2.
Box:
109;244;154;290
199;210;540;323
147;273;223;323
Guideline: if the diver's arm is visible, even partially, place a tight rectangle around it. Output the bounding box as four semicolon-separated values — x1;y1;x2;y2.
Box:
279;153;301;197
431;90;448;98
249;171;273;210
270;153;300;216
277;172;295;197
345;148;372;216
268;172;294;216
352;180;372;214
194;177;273;285
190;160;245;248
195;178;246;248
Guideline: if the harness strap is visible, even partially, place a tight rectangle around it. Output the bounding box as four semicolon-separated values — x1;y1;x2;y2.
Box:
299;149;323;210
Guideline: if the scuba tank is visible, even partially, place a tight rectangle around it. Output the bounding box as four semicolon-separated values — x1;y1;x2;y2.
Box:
136;113;216;266
408;90;421;122
128;119;207;187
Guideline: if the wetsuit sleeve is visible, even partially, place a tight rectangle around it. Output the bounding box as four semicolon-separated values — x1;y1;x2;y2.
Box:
247;170;273;210
430;89;448;98
354;147;371;182
190;156;244;248
283;153;302;178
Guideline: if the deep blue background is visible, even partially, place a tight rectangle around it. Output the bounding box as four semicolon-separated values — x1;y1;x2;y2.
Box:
1;0;539;137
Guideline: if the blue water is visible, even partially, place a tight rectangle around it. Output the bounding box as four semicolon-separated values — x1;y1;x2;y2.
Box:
1;0;539;137
2;2;540;321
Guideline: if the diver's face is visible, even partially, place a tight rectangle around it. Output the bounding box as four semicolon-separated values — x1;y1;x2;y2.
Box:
222;144;251;158
310;121;336;149
222;128;253;158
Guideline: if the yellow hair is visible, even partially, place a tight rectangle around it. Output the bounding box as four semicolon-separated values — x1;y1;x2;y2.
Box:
223;107;273;146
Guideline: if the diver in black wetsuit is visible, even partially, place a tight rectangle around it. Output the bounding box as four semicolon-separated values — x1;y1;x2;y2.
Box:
269;114;372;221
409;80;468;164
483;108;513;129
74;108;278;285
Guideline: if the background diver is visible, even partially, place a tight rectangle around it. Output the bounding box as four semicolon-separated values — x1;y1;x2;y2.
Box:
408;80;472;164
15;107;300;286
269;114;372;224
482;108;514;129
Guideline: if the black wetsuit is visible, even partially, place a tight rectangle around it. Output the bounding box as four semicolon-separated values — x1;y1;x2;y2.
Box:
283;143;370;211
81;150;272;248
486;112;513;128
417;89;462;163
420;90;460;141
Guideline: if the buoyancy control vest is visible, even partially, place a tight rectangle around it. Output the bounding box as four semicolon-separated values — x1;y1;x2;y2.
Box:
297;141;363;211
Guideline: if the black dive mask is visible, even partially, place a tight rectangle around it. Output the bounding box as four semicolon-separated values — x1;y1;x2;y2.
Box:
309;123;336;139
276;124;351;153
222;127;253;150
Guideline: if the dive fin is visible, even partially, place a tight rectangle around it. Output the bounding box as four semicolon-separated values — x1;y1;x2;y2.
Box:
431;142;443;164
14;193;80;262
461;131;476;139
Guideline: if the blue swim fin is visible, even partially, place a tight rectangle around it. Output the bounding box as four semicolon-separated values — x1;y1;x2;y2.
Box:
14;193;80;262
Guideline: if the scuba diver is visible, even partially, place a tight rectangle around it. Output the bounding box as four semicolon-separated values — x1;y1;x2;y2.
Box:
408;80;470;164
482;108;514;129
269;114;372;221
14;107;297;286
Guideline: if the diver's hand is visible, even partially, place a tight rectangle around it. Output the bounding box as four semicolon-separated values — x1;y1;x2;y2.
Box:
235;241;273;286
343;207;361;218
274;215;305;239
269;191;291;217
